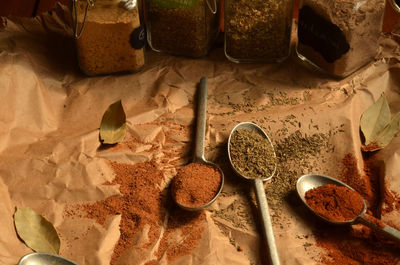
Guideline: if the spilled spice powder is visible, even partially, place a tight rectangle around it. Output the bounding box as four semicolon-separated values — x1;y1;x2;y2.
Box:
361;142;382;152
382;187;400;215
339;153;377;210
310;152;400;265
79;161;165;264
66;159;208;265
171;163;222;207
305;184;364;222
315;226;400;265
146;208;206;264
363;213;386;228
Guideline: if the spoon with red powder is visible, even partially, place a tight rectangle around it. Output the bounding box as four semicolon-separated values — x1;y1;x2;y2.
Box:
296;174;400;243
171;77;224;211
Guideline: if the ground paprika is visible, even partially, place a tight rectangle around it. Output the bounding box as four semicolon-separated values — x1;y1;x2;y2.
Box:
171;163;222;207
305;184;364;222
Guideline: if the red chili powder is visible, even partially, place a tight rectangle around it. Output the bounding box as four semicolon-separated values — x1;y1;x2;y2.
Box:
363;213;386;228
339;153;378;211
79;162;165;264
69;161;206;265
145;208;206;265
311;153;400;265
171;163;222;207
382;187;400;215
361;142;382;152
315;226;400;265
305;184;364;222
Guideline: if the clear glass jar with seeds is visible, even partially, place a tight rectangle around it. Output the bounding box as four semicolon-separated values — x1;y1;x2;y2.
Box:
71;0;146;75
224;0;294;63
145;0;220;57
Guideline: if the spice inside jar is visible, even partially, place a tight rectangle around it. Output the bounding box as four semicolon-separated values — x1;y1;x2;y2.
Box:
224;0;294;63
145;0;220;57
296;0;385;78
73;0;145;75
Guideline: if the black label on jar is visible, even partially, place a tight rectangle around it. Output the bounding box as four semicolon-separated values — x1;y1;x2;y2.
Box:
130;24;146;50
298;5;350;63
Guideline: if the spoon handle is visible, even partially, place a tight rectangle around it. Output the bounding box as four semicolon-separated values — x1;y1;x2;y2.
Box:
194;77;208;162
254;179;281;265
358;213;400;243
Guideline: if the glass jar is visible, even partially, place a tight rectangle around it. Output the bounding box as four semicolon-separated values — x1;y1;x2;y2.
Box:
145;0;220;57
224;0;294;63
389;0;400;13
296;0;386;78
71;0;145;75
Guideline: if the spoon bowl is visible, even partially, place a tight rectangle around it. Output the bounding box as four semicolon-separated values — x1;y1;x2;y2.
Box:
228;122;277;181
296;173;400;243
296;174;366;225
172;77;224;211
18;253;79;265
227;122;280;265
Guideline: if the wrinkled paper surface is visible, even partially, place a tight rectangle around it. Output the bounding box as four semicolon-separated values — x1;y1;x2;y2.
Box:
1;5;400;265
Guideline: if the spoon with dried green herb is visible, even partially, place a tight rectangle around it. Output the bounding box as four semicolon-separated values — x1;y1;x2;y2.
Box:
228;122;280;265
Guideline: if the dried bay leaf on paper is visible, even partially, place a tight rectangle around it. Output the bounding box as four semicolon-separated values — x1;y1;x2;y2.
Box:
360;95;391;144
99;100;127;145
360;95;400;151
14;207;60;254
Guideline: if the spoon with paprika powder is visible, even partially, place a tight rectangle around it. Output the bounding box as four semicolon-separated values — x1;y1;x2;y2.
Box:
171;77;224;211
296;174;400;243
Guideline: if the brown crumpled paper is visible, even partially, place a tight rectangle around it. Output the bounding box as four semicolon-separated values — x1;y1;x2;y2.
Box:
1;5;400;265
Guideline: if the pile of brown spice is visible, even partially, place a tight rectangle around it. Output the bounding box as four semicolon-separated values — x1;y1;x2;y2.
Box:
305;184;364;222
66;160;207;265
310;152;400;265
171;163;222;207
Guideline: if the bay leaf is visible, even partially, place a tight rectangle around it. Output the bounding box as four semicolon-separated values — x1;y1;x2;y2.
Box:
360;95;391;146
14;207;60;254
99;100;126;144
362;112;400;152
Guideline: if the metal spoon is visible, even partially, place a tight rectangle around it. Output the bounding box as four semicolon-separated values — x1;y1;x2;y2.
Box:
172;77;224;211
296;174;400;243
227;122;280;265
18;252;79;265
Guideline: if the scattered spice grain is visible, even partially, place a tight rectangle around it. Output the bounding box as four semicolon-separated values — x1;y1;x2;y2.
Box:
77;161;164;265
229;128;276;179
266;130;331;215
305;184;364;222
171;163;222;207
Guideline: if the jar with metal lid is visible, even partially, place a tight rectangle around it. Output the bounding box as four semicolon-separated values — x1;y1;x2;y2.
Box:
145;0;220;57
71;0;145;75
224;0;294;63
296;0;387;78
